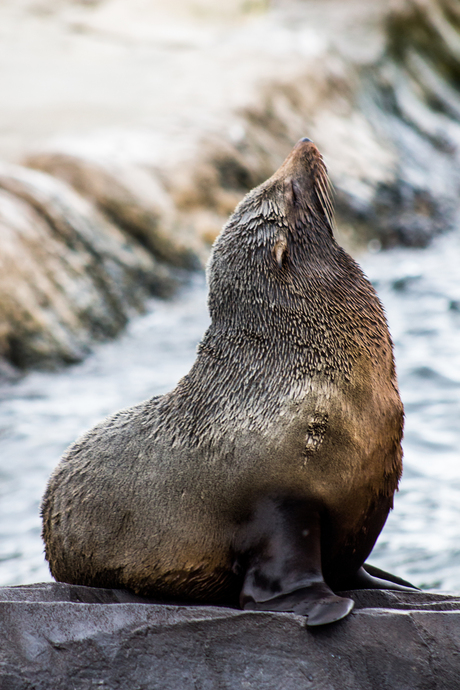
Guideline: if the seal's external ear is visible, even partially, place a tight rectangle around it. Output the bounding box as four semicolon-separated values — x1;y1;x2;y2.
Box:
272;234;288;268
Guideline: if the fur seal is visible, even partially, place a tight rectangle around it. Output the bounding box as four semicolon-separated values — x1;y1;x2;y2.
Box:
41;138;412;626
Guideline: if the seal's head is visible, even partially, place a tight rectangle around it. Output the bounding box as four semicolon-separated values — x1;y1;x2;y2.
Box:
207;138;338;326
260;136;334;238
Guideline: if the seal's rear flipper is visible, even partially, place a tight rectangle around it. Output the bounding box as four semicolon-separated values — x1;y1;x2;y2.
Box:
237;496;354;626
339;563;419;592
363;563;418;589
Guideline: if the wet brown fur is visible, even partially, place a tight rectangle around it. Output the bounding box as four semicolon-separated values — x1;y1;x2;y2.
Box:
41;140;403;602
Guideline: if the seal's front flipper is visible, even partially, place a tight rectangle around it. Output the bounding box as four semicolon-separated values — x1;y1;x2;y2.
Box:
243;582;354;627
340;563;419;592
237;496;354;626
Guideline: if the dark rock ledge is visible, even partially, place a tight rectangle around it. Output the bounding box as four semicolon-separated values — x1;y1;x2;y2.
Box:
1;584;460;690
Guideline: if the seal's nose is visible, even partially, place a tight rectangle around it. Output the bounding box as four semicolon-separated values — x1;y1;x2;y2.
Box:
300;137;312;143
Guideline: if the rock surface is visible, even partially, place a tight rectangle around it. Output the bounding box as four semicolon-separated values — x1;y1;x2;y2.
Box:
1;582;459;689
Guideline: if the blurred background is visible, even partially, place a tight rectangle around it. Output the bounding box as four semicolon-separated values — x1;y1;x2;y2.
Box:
0;0;459;591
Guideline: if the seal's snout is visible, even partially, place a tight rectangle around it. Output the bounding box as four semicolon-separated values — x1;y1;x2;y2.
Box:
273;138;333;233
293;137;314;152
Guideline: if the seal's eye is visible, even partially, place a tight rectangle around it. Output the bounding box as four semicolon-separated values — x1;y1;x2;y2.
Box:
290;179;303;207
272;235;288;268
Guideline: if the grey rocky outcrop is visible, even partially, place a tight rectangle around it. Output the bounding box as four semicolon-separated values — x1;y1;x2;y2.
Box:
2;0;460;372
0;583;459;689
24;0;460;252
0;164;179;370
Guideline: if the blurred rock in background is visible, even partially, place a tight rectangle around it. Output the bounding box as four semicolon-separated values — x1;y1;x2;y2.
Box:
0;163;178;370
1;0;460;371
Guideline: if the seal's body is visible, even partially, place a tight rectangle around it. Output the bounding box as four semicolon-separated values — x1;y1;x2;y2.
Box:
42;140;406;625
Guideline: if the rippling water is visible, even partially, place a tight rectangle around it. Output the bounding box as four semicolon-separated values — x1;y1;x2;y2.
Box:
361;231;460;591
0;232;459;591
